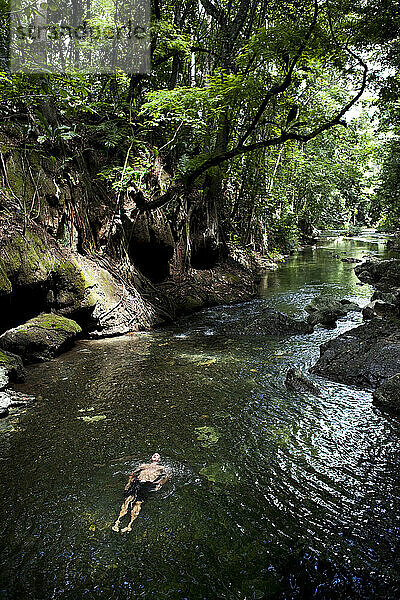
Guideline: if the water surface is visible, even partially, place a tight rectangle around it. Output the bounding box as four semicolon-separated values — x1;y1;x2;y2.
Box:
0;235;399;599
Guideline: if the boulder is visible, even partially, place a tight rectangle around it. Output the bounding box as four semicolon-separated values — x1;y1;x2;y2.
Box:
312;318;400;388
355;259;400;292
285;368;320;395
218;308;312;337
0;313;82;363
362;299;398;320
242;309;312;336
373;374;400;413
0;226;87;322
305;296;360;328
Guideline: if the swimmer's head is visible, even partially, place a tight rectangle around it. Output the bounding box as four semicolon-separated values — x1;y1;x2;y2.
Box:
151;453;161;463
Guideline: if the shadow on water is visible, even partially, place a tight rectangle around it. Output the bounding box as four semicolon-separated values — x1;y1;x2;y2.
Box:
1;235;400;599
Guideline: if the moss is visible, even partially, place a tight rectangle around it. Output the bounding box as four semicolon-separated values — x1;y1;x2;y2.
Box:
0;231;50;284
0;265;12;295
52;259;87;309
0;227;88;315
4;149;35;202
25;313;82;334
0;349;25;381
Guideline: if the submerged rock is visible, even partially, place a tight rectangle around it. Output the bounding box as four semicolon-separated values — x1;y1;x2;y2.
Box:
341;257;362;263
0;313;82;363
305;296;360;328
373;374;400;414
285;367;320;396
312;318;400;388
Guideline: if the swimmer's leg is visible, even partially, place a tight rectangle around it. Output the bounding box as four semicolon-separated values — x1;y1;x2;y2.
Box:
112;498;131;532
121;501;143;533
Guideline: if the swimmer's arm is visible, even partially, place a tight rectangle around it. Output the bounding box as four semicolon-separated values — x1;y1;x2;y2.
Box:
153;472;169;490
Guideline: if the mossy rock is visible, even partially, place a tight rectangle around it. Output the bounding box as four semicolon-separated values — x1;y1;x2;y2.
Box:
51;259;87;313
0;227;87;319
0;350;25;382
0;313;82;364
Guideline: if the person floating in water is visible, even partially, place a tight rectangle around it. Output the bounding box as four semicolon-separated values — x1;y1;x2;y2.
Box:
112;453;169;533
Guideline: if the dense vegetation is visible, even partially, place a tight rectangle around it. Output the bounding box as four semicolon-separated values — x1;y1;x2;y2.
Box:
0;0;399;267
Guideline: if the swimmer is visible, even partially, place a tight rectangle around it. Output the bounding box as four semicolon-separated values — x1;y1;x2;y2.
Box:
112;453;169;533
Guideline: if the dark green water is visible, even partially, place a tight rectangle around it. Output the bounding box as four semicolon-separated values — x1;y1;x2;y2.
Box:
1;234;399;600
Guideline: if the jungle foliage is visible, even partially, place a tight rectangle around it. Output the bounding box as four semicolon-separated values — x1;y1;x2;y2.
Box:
0;0;398;261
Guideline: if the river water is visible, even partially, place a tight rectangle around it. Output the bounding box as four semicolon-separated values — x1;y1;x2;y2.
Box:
0;234;399;600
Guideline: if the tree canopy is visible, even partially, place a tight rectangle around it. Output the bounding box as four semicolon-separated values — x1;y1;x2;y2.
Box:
0;0;398;260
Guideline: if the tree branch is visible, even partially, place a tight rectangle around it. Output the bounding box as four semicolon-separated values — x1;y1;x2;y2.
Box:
238;0;319;147
185;54;368;186
200;0;224;24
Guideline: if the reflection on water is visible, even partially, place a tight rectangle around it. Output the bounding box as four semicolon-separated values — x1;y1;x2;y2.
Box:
1;236;399;599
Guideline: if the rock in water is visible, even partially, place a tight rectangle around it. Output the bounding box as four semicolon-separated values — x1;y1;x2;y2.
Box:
305;295;360;328
362;299;398;320
355;259;400;291
244;309;313;336
312;318;400;388
285;368;320;396
0;313;82;364
373;374;400;414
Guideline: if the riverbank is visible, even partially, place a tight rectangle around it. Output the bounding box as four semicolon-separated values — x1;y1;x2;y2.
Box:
0;213;281;413
312;255;400;413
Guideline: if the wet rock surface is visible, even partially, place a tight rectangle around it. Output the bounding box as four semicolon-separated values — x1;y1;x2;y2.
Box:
341;257;362;263
305;296;360;328
362;299;398;320
0;389;36;419
373;374;400;414
285;368;320;395
0;313;82;364
312;318;400;388
354;259;400;292
220;308;313;336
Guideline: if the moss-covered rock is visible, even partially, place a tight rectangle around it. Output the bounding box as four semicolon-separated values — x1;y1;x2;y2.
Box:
0;349;25;382
0;313;82;363
0;224;88;328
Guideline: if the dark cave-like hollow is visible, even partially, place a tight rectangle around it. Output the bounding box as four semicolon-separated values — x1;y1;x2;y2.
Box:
128;240;174;283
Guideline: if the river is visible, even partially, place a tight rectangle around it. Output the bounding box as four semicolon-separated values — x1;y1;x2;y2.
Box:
0;233;399;599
